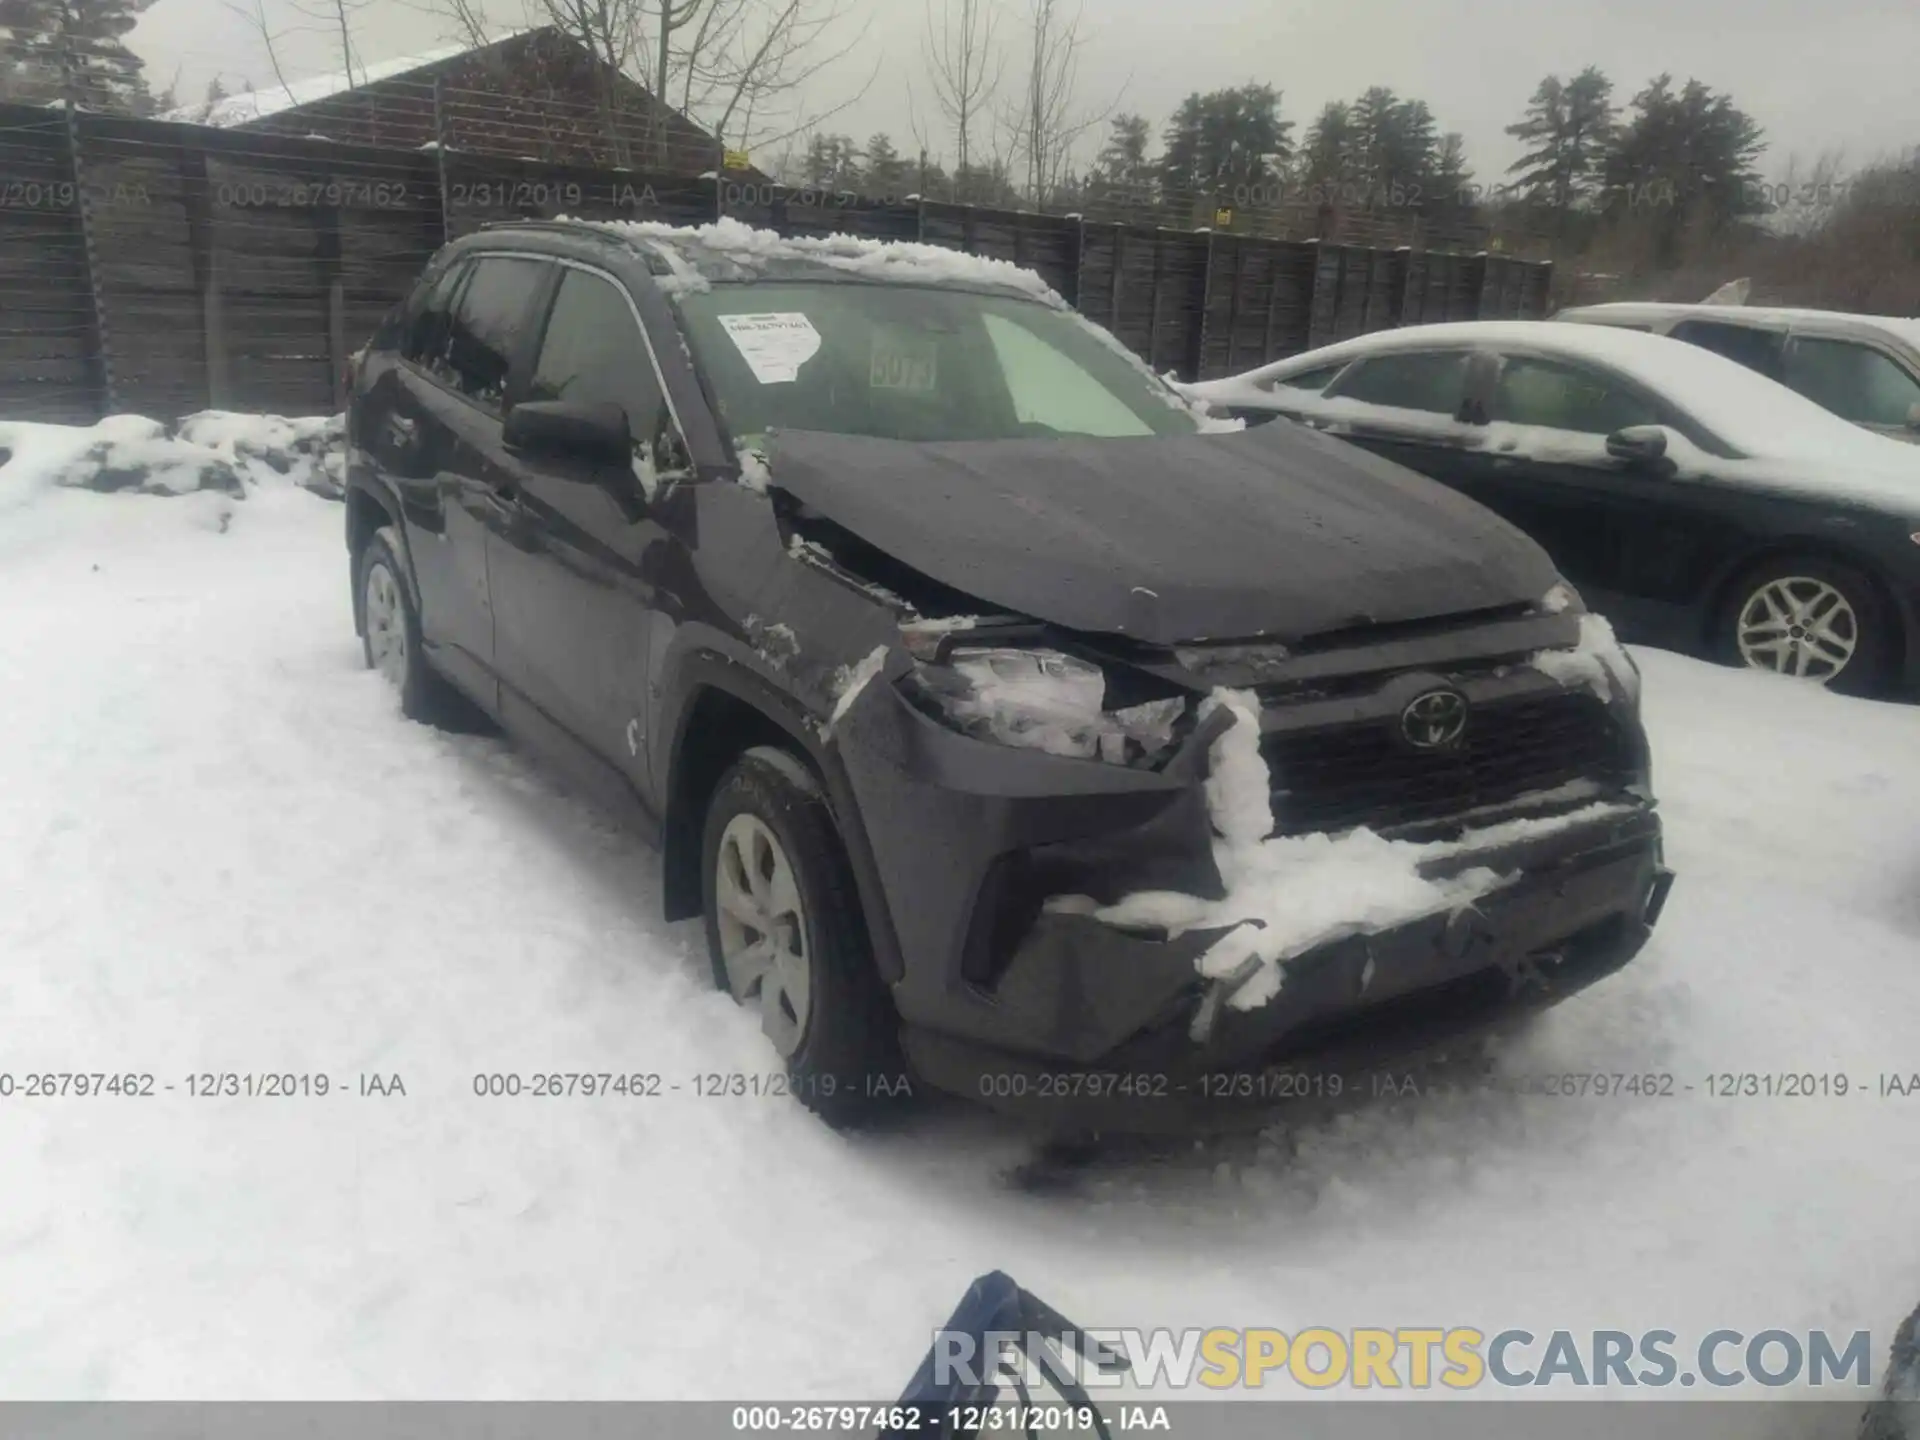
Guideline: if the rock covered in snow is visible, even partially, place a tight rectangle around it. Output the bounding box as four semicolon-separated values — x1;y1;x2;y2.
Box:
0;411;345;515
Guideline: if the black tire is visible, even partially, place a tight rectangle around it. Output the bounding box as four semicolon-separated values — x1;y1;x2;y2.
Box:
1716;555;1894;696
356;526;465;724
700;745;908;1126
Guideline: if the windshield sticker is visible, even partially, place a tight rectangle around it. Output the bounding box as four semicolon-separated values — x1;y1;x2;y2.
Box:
870;333;938;393
716;313;822;384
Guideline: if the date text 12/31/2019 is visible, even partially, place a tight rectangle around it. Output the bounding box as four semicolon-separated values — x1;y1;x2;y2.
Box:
0;1072;406;1098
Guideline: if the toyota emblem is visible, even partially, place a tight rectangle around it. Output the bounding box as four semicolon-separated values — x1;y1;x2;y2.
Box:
1401;689;1469;750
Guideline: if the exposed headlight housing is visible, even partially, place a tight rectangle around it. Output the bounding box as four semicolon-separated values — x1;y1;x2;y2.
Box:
907;646;1187;764
1541;582;1585;615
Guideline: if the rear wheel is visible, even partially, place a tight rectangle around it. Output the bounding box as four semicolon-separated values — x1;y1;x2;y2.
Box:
1719;557;1892;694
700;746;907;1125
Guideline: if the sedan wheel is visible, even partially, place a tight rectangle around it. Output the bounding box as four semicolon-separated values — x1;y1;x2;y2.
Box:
1734;576;1858;682
713;812;812;1057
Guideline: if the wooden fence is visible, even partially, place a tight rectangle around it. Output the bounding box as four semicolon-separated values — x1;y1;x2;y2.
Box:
0;103;1553;425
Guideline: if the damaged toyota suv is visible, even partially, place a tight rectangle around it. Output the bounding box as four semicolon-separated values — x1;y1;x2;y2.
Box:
344;217;1674;1129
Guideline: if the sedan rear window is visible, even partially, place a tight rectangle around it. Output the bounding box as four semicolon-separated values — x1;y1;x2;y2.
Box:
673;283;1197;445
1331;351;1468;414
1491;356;1663;435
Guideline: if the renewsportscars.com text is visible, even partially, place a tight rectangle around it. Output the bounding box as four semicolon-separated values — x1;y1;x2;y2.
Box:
935;1326;1876;1392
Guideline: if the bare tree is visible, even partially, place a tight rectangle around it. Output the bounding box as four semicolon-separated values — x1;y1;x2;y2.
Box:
286;0;374;88
922;0;1001;183
999;0;1113;207
537;0;644;163
222;0;294;99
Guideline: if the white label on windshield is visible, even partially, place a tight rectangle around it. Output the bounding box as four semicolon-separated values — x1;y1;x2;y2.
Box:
717;312;822;384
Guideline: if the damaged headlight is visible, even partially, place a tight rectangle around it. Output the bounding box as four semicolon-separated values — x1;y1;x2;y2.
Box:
907;646;1187;764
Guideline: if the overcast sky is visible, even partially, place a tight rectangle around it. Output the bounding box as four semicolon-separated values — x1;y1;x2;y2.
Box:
128;0;1920;184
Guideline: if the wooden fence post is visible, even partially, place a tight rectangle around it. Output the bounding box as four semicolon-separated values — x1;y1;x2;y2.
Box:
178;147;227;408
432;77;452;243
319;205;347;412
58;9;116;416
1185;231;1215;382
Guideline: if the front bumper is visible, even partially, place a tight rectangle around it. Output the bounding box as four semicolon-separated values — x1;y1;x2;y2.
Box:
831;668;1669;1132
906;812;1670;1132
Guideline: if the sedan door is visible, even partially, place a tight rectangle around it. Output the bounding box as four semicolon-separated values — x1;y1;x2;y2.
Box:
1467;351;1751;633
1298;346;1488;482
487;263;691;788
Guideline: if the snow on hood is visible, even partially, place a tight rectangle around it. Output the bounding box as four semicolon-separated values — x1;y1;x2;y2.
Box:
763;423;1560;646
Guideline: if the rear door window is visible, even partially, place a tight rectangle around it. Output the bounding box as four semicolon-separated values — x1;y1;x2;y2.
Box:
441;256;550;412
1780;337;1920;428
1490;356;1664;435
1669;320;1785;381
1328;351;1469;415
399;260;468;366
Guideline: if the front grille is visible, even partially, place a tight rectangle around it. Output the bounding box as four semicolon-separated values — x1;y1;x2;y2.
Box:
1261;693;1628;838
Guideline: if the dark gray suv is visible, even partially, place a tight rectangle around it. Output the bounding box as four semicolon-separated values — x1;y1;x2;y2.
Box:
343;218;1673;1130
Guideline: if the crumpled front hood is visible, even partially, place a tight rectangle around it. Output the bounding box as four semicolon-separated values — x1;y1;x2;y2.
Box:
764;424;1561;646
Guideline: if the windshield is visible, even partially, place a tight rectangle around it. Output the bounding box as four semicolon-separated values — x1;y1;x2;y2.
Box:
674;282;1200;447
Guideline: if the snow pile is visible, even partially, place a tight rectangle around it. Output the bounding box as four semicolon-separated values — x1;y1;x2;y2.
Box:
1530;612;1640;705
1051;688;1635;1012
0;412;345;517
177;411;346;498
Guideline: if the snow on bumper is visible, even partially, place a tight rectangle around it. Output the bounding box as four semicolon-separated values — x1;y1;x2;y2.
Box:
828;663;1668;1120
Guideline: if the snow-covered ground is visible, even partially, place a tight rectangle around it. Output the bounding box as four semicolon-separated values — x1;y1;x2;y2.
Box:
2;461;1919;1402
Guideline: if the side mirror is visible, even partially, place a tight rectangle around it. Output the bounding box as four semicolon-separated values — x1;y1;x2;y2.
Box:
1905;402;1920;433
1606;425;1670;467
503;400;631;467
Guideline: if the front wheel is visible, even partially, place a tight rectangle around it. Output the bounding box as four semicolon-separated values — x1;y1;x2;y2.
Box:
700;746;907;1125
1719;558;1892;694
357;526;462;722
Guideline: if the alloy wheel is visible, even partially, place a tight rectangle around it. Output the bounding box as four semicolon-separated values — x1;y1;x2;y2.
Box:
1735;576;1858;682
713;813;812;1056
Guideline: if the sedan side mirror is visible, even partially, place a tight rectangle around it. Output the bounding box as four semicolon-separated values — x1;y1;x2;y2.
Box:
503;400;632;468
1905;401;1920;433
1606;425;1670;467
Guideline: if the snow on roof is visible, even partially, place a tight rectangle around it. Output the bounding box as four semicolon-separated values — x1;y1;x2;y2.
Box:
165;34;522;127
583;217;1067;304
1560;301;1920;353
1192;319;1920;466
1183;320;1920;513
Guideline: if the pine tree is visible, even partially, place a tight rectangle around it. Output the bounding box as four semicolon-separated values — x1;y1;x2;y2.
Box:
862;132;912;198
802;133;862;191
0;0;157;112
1602;73;1765;261
1300;101;1355;195
1505;67;1616;211
1087;112;1154;213
1157;84;1293;210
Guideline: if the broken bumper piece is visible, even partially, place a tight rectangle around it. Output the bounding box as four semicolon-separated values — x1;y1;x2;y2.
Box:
899;807;1671;1133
